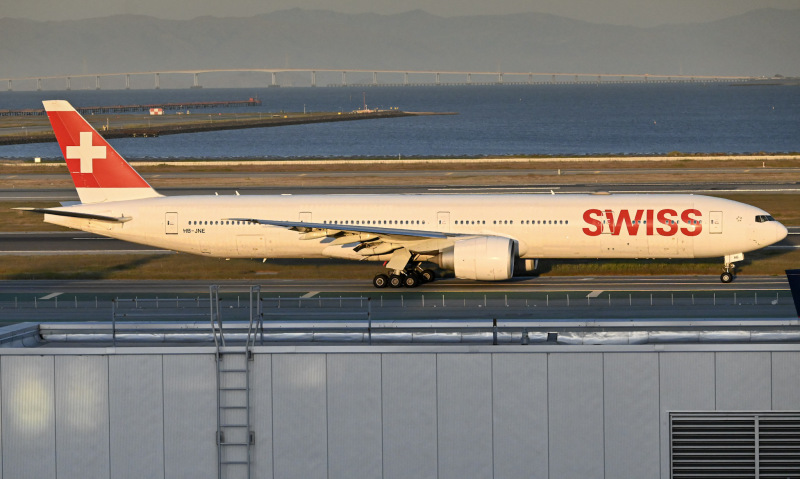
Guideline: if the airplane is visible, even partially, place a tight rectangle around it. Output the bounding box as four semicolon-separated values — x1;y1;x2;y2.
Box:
18;100;788;287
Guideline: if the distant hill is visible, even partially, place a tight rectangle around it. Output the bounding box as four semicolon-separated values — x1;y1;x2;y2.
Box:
0;8;797;86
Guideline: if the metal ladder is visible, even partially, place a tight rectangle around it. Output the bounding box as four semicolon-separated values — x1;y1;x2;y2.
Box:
211;285;261;479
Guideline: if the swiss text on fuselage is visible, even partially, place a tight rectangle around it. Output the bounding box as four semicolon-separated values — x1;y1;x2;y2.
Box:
582;208;702;237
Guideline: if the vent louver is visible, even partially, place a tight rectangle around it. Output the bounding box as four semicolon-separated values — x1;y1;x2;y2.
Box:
670;412;800;478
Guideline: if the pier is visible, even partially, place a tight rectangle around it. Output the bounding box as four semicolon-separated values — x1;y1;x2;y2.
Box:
0;99;262;117
0;110;450;145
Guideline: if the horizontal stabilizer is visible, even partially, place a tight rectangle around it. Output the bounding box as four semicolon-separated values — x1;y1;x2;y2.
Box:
15;207;132;223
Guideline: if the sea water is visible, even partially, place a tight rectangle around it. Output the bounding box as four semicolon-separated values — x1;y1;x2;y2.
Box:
1;83;798;159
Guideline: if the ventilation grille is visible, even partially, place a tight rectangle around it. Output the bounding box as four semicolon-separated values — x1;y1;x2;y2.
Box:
671;412;800;478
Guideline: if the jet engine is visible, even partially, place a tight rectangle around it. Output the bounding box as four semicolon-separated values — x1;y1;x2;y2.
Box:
437;236;515;281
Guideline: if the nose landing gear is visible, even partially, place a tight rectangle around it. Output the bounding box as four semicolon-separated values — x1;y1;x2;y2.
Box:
720;253;743;284
720;270;734;284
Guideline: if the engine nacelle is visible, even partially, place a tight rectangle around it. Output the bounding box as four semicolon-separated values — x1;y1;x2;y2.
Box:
438;236;515;281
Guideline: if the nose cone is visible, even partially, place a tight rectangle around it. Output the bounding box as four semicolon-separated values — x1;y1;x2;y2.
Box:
775;222;789;244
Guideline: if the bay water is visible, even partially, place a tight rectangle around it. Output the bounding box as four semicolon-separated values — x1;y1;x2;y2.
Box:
1;83;798;159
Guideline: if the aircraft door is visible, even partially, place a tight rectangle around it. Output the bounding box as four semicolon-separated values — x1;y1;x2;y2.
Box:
299;211;312;223
437;211;450;232
709;211;722;234
165;212;178;234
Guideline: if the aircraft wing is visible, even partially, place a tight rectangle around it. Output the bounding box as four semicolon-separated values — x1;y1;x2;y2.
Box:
227;217;466;256
234;218;453;239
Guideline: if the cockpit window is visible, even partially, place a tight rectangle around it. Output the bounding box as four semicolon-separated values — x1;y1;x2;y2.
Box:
755;215;776;223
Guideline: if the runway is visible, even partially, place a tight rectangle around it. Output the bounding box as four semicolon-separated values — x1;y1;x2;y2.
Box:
2;180;800;201
0;275;792;294
0;231;169;254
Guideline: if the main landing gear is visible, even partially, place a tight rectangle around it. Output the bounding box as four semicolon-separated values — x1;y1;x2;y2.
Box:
720;253;744;284
373;265;436;288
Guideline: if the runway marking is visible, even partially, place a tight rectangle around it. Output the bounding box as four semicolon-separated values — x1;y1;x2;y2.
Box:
301;291;320;298
587;290;604;298
39;292;63;300
609;188;800;194
2;196;77;200
427;186;560;191
0;250;172;255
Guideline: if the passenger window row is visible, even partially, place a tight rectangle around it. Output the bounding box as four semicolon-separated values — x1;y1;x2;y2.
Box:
188;220;255;226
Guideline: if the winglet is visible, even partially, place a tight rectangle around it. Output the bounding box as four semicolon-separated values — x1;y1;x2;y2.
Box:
43;100;161;204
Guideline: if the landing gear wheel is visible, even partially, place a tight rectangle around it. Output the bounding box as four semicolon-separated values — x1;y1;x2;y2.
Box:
720;272;734;283
373;274;389;288
389;274;404;288
403;273;420;288
420;269;436;283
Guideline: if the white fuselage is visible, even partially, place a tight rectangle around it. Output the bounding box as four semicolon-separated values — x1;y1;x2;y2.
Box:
45;193;786;263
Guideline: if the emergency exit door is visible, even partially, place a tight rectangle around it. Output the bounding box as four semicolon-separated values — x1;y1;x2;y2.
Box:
165;212;178;234
437;211;451;232
709;211;722;234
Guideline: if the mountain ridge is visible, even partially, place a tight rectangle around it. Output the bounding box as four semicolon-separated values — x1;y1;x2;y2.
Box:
0;8;797;82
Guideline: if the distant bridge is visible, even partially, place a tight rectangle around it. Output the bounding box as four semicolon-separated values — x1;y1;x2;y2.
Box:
1;68;762;91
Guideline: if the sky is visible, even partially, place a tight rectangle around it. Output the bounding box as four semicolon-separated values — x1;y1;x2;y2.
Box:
2;0;799;27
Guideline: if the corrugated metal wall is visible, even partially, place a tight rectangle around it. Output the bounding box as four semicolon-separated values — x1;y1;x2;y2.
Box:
1;348;799;479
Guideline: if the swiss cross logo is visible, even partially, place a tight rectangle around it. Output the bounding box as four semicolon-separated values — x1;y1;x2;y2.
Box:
66;132;106;174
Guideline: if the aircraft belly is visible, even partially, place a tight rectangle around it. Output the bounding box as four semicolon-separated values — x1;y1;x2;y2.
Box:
533;233;601;258
595;235;650;258
647;235;693;258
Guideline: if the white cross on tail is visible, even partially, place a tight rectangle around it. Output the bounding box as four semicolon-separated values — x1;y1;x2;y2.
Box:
66;131;106;174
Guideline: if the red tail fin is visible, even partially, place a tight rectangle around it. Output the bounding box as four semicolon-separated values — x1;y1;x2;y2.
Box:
43;100;160;203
